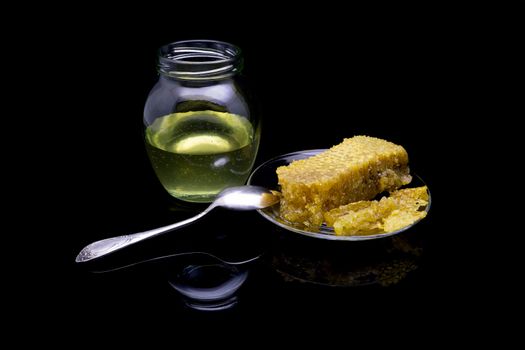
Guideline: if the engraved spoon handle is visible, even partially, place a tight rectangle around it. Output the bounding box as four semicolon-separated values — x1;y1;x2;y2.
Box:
75;208;211;263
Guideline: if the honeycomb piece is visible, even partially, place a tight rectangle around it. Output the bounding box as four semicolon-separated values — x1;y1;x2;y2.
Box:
324;186;428;236
276;136;412;227
389;186;429;210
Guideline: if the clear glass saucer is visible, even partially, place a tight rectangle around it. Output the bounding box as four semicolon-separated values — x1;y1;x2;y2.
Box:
247;149;431;241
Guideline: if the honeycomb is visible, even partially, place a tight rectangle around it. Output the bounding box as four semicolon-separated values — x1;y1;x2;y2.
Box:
276;136;412;227
324;186;429;235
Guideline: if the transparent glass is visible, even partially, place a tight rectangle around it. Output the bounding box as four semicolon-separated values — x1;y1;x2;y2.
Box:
144;40;260;203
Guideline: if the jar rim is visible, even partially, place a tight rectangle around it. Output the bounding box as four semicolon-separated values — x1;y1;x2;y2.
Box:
158;40;243;80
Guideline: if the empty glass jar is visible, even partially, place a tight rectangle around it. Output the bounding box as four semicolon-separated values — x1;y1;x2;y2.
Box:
144;40;260;203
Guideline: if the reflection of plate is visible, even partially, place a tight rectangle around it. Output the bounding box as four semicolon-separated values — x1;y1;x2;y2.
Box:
271;238;421;287
247;150;431;241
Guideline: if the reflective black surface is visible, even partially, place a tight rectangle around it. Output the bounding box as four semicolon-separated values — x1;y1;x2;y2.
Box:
42;15;486;334
63;157;445;328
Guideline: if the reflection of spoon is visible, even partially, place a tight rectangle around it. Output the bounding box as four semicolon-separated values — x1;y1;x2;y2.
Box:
89;251;262;274
87;251;261;311
75;186;279;263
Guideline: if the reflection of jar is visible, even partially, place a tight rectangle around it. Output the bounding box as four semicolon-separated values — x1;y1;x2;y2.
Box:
144;40;260;203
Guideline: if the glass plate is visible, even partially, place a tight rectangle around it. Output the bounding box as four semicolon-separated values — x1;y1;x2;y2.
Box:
247;149;431;241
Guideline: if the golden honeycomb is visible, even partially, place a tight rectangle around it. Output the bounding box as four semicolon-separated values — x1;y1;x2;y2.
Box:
276;136;412;227
324;186;429;235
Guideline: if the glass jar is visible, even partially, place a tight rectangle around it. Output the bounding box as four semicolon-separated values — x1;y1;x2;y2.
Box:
144;40;260;203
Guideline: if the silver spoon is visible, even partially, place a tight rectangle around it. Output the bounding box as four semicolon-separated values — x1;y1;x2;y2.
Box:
75;186;279;263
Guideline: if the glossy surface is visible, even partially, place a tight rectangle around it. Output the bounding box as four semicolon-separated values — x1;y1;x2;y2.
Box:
54;21;471;331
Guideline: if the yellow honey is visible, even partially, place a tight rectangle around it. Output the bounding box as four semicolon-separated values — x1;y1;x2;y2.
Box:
324;186;429;235
276;136;412;227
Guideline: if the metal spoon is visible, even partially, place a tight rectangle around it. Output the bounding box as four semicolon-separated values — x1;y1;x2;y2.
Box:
75;186;279;263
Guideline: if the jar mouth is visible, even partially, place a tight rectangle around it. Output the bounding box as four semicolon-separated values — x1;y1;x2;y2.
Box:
158;40;243;80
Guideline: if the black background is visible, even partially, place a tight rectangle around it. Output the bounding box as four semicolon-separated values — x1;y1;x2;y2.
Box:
21;4;520;339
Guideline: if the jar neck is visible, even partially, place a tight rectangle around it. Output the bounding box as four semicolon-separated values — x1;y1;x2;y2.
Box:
158;40;243;81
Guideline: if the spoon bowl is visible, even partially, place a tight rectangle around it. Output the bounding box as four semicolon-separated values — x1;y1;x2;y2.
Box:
75;185;279;263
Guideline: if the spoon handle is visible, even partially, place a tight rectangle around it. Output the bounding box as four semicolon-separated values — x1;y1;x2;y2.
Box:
75;209;211;263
